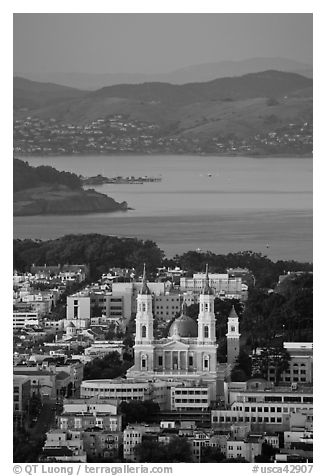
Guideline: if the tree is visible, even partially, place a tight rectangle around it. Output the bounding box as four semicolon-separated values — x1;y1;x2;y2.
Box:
231;349;252;381
119;400;160;425
251;346;290;384
255;443;277;462
83;352;133;380
134;439;166;463
134;436;192;463
200;446;224;462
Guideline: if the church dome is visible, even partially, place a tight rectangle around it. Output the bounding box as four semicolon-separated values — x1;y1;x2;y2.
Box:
169;314;198;338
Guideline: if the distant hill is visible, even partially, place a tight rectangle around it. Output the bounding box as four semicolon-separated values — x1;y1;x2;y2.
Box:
13;77;86;110
15;57;312;90
90;70;311;105
13;71;312;144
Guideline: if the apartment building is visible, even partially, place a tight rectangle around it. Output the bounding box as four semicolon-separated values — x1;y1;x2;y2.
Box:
212;379;313;432
13;311;39;330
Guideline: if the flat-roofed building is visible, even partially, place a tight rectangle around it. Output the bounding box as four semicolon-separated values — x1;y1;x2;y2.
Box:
171;385;210;411
212;379;313;432
180;273;245;300
13;375;31;429
13;311;39;329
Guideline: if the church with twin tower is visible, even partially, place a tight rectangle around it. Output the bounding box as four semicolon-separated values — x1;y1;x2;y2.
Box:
127;265;241;400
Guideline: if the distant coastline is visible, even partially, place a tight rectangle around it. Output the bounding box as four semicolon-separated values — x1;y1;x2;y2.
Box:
15;151;313;159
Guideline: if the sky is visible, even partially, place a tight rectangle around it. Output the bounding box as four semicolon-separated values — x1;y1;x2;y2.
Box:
13;13;313;74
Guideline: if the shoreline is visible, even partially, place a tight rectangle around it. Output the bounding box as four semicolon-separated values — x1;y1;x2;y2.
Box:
14;152;313;159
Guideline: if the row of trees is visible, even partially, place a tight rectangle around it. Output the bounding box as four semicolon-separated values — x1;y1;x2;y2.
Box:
14;237;312;288
165;250;312;288
14;234;165;280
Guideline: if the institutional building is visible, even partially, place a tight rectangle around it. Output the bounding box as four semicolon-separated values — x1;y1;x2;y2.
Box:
179;272;247;300
126;265;236;402
212;378;313;432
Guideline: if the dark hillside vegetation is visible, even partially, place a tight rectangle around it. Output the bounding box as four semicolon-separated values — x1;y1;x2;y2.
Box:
14;158;81;192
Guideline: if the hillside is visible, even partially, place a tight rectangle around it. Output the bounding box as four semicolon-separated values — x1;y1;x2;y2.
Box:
13;71;313;156
15;57;312;89
13;159;128;216
13;77;86;111
91;70;311;105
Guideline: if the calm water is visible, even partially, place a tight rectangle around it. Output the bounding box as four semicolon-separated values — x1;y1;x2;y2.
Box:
13;155;313;261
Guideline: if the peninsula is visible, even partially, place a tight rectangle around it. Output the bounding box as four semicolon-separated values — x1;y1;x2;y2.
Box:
13;159;128;216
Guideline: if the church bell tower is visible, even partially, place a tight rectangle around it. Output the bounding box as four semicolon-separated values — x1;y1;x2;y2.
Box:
134;264;154;372
226;305;241;366
197;264;216;345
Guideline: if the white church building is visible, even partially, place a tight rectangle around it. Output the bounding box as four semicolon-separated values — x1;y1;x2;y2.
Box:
127;265;241;401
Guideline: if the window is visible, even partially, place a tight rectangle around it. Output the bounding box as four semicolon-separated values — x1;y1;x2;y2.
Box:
204;358;209;369
264;407;269;412
258;407;262;412
158;356;163;366
264;417;269;422
245;407;249;412
204;326;209;338
141;358;146;369
270;407;275;412
303;397;313;403
189;356;193;366
142;326;146;338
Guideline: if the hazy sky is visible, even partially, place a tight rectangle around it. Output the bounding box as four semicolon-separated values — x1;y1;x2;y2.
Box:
13;13;313;74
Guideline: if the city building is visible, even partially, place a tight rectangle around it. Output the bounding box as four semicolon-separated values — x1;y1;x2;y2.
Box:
226;434;264;462
226;306;241;366
127;265;230;401
13;311;39;330
180;271;247;300
212;378;313;432
41;429;87;462
13;375;31;428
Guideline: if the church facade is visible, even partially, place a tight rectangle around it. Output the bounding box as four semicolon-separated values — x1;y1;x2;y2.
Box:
127;266;239;401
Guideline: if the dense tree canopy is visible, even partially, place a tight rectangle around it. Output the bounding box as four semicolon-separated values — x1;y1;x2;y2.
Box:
14;158;81;192
83;352;132;380
169;250;312;288
119;400;160;424
242;273;312;344
134;436;193;463
14;234;165;280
